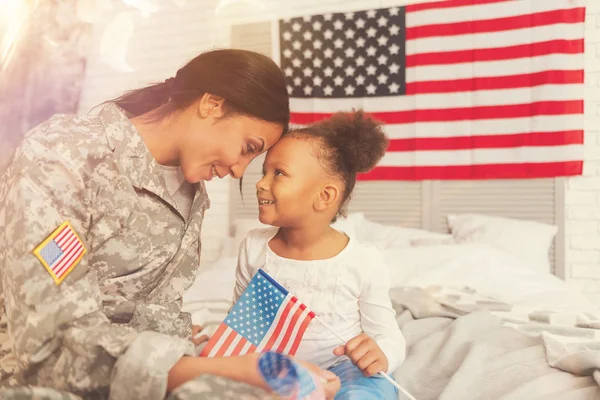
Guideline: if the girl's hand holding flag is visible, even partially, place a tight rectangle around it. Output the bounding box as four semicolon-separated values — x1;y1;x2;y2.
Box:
333;333;389;377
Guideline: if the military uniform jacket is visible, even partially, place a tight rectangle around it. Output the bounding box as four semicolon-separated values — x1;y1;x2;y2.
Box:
0;103;209;399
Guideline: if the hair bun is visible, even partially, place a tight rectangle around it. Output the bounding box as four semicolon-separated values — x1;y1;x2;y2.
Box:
318;110;388;173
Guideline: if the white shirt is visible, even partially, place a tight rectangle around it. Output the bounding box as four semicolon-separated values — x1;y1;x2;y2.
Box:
234;227;406;372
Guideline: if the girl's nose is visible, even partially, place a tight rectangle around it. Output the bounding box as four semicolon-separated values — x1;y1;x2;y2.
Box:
256;175;269;191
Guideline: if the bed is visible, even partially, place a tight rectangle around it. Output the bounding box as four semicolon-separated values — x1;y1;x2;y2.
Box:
183;212;600;399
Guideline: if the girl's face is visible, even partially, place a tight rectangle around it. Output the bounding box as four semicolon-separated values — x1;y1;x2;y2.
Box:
178;95;283;184
256;136;328;227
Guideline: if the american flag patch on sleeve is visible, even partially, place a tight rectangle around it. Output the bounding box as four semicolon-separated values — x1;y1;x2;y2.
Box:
33;221;86;285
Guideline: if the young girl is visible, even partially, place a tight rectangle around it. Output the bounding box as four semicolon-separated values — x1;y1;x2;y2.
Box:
233;111;405;399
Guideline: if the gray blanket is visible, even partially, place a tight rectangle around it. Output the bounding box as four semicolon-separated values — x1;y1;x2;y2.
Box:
392;286;600;400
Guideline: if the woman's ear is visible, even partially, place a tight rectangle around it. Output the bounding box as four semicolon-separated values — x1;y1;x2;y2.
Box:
198;93;226;119
314;183;341;212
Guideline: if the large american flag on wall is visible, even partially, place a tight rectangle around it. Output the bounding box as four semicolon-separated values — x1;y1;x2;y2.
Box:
278;0;586;180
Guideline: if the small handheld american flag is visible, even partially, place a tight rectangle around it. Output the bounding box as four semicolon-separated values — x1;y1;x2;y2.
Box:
200;269;315;358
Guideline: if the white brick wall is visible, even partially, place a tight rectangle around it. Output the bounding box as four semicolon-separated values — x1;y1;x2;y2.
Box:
78;0;600;296
566;1;600;298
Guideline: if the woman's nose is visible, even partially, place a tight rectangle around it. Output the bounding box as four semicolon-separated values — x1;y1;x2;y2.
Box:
229;162;247;179
229;155;256;179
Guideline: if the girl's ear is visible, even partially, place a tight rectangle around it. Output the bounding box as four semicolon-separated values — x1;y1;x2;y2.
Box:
314;183;341;212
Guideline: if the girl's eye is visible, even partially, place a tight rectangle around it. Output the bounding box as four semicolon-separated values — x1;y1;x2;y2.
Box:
274;169;283;176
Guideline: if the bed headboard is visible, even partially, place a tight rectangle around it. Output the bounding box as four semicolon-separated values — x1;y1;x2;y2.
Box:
229;22;566;278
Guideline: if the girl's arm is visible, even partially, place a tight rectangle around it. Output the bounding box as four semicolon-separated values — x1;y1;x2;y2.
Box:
358;249;407;373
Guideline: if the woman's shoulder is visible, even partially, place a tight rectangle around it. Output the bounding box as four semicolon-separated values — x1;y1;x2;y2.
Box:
17;112;110;170
27;112;104;146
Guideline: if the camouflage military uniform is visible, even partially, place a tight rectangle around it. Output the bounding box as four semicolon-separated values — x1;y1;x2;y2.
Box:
0;103;273;399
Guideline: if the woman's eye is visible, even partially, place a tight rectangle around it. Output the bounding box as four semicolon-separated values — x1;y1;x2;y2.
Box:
246;143;257;154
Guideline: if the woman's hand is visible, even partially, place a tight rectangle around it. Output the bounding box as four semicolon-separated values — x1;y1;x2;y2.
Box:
298;360;341;399
333;333;388;377
168;352;340;399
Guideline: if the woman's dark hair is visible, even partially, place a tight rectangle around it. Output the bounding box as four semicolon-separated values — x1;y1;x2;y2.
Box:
291;110;388;221
110;48;290;132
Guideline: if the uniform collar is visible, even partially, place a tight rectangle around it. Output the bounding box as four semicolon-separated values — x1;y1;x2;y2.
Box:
98;103;210;222
97;103;180;213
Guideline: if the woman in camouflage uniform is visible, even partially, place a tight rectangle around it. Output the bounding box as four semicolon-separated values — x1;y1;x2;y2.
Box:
0;49;340;400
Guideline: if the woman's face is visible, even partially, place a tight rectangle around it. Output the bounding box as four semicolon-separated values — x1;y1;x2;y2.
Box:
178;95;284;184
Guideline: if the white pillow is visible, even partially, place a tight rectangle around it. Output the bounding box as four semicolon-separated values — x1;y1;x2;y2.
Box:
409;236;455;247
447;214;558;274
231;213;454;254
231;214;361;253
350;213;453;249
200;235;224;264
331;212;363;237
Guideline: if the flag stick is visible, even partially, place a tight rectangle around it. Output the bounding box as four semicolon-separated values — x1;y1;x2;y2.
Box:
314;316;417;400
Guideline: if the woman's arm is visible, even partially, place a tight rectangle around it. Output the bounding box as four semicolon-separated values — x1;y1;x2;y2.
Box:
168;352;341;399
0;138;194;400
168;353;266;392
